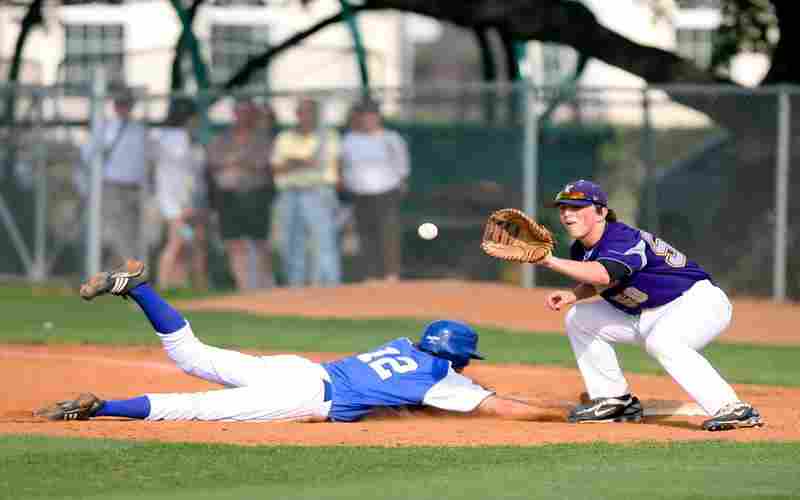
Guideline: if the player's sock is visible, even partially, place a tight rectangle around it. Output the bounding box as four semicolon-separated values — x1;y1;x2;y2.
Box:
93;396;151;419
128;283;187;334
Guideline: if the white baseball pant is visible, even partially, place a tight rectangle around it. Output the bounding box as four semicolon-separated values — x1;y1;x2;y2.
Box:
565;279;739;416
145;323;332;421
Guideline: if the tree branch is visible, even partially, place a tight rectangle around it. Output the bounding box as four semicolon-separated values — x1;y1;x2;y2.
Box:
7;0;44;83
4;0;45;126
170;0;206;91
224;5;368;90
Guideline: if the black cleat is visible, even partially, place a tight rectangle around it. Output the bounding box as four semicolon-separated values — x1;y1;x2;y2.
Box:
568;394;643;423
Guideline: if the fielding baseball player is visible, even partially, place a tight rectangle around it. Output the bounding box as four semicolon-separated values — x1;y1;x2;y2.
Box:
538;179;762;431
36;260;547;423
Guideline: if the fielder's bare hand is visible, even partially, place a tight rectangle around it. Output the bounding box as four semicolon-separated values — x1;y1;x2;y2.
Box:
545;290;577;311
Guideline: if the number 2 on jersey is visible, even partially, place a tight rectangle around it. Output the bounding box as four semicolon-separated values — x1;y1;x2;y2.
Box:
640;230;687;268
357;347;419;380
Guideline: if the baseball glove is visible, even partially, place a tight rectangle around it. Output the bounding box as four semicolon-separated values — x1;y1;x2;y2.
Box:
481;208;554;264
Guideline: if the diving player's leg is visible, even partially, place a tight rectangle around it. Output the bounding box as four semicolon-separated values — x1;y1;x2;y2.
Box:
146;366;329;422
93;395;151;419
565;300;639;399
57;372;329;421
79;260;293;388
98;388;279;421
35;392;150;421
39;334;331;422
126;283;276;388
112;357;329;422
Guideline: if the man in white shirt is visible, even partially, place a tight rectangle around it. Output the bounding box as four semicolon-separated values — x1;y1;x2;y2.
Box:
340;99;410;281
79;87;149;269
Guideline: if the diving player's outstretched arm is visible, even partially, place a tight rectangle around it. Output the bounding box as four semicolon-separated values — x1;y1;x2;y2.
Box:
473;395;550;421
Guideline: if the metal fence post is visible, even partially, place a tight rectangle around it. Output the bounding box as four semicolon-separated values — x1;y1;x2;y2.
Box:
773;87;790;302
140;87;152;265
521;43;544;289
32;89;47;282
641;87;658;234
521;81;540;289
86;67;107;278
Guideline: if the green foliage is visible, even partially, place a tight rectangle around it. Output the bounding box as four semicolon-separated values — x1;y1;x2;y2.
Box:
712;0;779;77
2;436;799;500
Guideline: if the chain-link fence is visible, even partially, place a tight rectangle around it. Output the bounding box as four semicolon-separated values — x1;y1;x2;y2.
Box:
0;81;797;300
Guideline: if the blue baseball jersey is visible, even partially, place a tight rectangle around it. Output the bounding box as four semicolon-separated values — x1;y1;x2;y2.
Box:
570;221;711;315
322;338;493;422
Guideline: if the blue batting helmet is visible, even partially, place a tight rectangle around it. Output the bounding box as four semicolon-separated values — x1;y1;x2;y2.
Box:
418;320;485;369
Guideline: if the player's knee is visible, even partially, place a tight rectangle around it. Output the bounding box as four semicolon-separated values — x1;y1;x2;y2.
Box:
165;342;207;375
643;332;676;360
564;305;587;336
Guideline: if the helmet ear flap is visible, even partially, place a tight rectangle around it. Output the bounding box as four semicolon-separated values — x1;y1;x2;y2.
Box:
449;358;468;370
418;320;485;368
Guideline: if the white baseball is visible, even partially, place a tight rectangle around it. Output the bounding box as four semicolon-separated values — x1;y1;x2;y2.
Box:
418;222;438;240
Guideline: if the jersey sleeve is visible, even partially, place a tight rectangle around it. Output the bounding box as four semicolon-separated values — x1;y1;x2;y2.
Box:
421;369;495;412
596;234;648;275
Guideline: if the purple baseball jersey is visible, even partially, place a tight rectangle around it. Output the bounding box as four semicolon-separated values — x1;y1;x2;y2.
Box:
570;221;711;314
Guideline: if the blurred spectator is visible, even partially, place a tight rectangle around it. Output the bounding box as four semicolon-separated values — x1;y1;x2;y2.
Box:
206;97;275;290
335;105;362;258
271;97;341;287
255;101;277;132
150;97;208;290
340;99;410;282
78;87;149;269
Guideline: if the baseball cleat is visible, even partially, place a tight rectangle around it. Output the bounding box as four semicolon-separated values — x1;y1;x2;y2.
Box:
79;259;147;301
34;393;104;421
702;402;764;431
568;394;643;424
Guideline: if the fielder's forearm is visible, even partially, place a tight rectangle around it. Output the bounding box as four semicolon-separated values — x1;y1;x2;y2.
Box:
540;256;611;286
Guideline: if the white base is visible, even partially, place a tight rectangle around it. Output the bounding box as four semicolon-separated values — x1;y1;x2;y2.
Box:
641;400;706;417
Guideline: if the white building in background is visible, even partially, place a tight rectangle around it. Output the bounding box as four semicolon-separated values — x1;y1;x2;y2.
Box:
0;0;414;122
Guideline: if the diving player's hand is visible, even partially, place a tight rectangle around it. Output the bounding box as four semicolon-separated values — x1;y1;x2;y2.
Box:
545;290;577;311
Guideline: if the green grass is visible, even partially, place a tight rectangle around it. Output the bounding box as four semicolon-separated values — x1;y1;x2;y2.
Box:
1;290;799;386
2;288;798;500
2;435;798;500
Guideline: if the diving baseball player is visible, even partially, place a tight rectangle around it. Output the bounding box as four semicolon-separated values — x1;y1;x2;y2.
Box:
36;260;546;422
539;179;763;431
